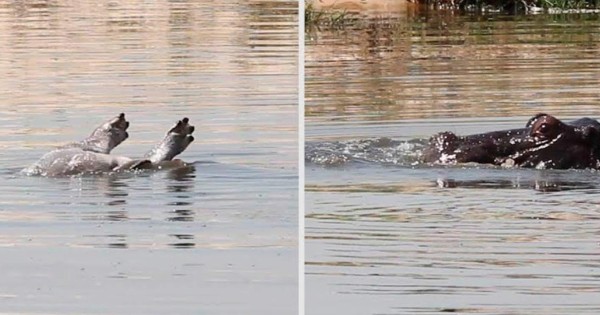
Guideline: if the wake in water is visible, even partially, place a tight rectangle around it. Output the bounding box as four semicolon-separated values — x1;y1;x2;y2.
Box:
305;137;427;166
308;113;600;170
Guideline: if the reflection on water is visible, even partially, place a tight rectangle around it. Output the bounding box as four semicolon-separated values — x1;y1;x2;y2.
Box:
306;9;600;315
0;0;297;314
307;10;600;123
436;177;599;192
307;167;600;314
169;234;196;249
167;209;195;222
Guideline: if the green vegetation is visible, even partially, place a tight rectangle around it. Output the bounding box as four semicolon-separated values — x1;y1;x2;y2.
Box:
421;0;598;10
305;0;600;28
305;2;356;30
538;0;592;9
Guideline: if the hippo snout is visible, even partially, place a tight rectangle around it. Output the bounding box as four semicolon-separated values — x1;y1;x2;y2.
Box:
422;113;600;169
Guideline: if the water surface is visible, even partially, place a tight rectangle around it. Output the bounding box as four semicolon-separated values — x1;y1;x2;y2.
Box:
306;10;600;315
0;1;297;314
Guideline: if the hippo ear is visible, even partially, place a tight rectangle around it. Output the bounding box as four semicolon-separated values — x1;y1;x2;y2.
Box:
581;125;600;143
526;113;548;128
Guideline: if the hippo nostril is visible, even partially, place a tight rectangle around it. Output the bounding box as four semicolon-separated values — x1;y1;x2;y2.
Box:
189;126;195;134
526;113;548;128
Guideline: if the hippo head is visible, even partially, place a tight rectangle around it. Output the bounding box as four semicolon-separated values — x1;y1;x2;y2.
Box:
84;113;130;153
422;113;600;169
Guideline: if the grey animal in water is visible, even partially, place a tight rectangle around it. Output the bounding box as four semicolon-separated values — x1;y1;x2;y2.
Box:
22;113;195;176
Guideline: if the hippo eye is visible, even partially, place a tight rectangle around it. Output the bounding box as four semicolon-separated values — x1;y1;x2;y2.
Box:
538;123;549;133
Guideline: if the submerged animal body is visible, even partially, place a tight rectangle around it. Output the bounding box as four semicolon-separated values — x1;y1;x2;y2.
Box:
422;113;600;169
23;114;195;176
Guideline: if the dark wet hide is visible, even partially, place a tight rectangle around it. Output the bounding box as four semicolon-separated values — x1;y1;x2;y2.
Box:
421;114;600;170
307;114;600;170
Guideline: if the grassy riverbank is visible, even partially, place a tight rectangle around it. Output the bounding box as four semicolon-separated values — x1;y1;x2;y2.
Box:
306;0;600;29
305;2;355;29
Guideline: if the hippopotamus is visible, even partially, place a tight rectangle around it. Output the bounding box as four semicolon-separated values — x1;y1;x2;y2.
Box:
422;113;600;169
22;113;195;176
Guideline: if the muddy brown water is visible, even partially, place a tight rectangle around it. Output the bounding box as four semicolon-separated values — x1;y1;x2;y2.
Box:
0;1;297;314
306;10;600;315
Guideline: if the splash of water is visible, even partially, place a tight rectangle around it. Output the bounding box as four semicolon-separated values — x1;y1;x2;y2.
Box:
305;137;427;166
